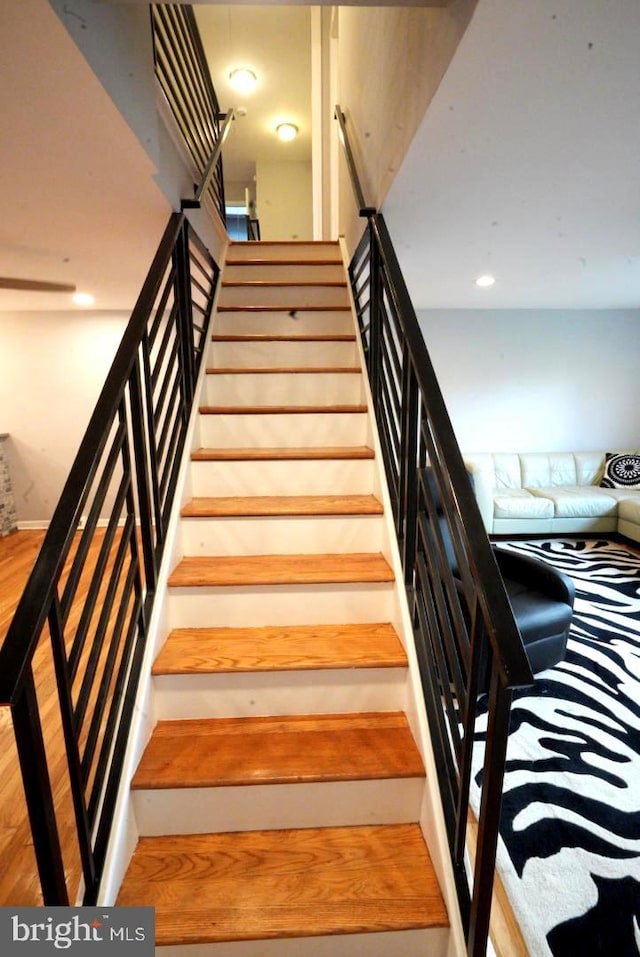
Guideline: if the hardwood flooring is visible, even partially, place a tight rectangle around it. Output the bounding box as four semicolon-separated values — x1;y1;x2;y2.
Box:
0;530;44;646
0;529;66;905
0;527;130;906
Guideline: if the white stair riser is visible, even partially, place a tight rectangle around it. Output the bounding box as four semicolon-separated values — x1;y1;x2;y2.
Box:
166;582;396;629
158;928;448;957
212;311;354;337
209;339;358;368
227;243;341;263
203;372;364;407
224;264;345;283
152;668;407;720
219;285;349;309
190;459;376;496
133;777;423;837
198;412;368;448
179;514;385;556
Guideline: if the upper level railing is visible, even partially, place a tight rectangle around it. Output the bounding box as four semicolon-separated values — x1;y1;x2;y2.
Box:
0;214;218;905
151;3;228;221
335;105;534;957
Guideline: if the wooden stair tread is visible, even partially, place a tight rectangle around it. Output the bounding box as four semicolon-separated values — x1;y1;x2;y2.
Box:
229;240;339;246
226;258;343;266
116;823;448;944
152;622;407;674
211;333;355;341
191;446;375;461
198;404;368;415
221;280;347;288
217;305;352;312
180;495;383;517
132;712;424;789
168;553;394;587
206;366;361;374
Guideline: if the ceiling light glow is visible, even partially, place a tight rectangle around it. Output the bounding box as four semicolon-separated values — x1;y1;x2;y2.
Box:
475;274;496;288
229;68;257;94
276;122;299;142
72;291;95;306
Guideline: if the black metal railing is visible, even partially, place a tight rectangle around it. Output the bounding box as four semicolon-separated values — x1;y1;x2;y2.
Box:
0;213;218;906
151;3;228;221
336;106;534;957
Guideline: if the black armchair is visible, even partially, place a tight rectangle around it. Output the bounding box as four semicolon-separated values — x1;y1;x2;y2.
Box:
424;468;575;679
491;545;575;675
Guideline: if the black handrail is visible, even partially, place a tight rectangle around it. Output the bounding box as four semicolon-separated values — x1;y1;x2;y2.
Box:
334;108;376;218
336;104;533;957
0;212;218;905
182;109;236;210
151;4;227;222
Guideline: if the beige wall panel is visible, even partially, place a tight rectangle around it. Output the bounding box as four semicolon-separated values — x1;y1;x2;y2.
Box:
256;160;314;241
337;1;478;253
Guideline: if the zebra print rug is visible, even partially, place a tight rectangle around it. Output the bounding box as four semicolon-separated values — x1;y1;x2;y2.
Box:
471;538;640;957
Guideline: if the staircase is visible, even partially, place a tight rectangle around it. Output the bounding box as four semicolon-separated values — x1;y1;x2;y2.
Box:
116;241;450;955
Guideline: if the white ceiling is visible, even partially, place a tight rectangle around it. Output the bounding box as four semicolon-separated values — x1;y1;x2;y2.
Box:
0;2;171;313
3;1;640;315
385;0;640;309
194;6;312;190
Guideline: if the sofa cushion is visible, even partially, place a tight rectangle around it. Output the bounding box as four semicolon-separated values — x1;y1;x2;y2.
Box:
574;451;607;486
528;486;617;519
600;452;640;489
493;454;524;490
493;489;554;520
618;497;640;524
520;452;580;489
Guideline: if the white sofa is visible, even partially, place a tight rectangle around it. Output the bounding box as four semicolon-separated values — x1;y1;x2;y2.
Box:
463;451;640;543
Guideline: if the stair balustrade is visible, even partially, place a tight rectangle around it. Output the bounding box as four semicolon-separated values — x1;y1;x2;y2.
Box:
151;3;229;222
336;105;535;957
0;213;218;906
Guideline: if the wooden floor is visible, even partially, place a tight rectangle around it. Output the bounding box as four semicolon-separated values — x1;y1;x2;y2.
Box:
0;529;55;905
0;529;44;645
0;527;123;906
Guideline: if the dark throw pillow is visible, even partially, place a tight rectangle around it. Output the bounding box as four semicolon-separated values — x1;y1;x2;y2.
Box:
600;452;640;489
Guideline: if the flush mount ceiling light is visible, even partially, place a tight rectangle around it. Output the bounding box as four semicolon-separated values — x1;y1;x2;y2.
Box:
72;291;95;306
229;68;257;94
276;122;299;142
475;274;496;288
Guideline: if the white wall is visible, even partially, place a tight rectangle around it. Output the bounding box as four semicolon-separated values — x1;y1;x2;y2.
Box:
335;2;477;255
256;160;313;241
417;309;640;453
0;312;128;525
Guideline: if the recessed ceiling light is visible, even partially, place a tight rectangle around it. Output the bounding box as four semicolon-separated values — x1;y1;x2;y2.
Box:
229;68;257;94
475;274;495;288
276;122;299;142
72;291;95;306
